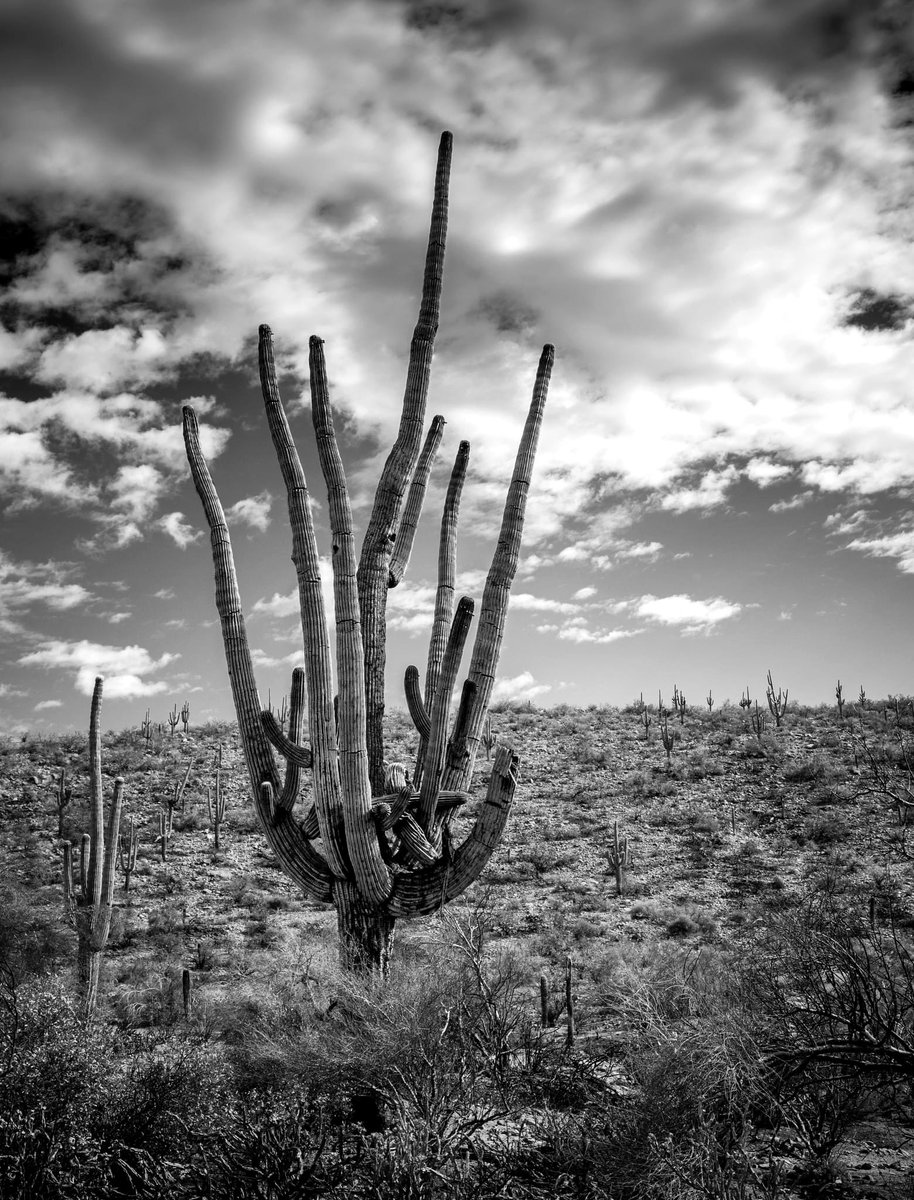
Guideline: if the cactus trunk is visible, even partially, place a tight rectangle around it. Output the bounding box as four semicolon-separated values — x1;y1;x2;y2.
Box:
334;879;396;974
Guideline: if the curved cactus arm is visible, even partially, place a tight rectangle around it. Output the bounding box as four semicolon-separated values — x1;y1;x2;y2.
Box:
357;131;453;794
182;406;334;901
258;327;349;878
444;346;553;791
309;335;393;905
276;666;309;809
261;711;313;769
87;676;104;909
384;744;518;918
183;408;281;795
418;595;474;836
388;414;446;587
426;439;469;708
444;678;476;781
404;667;429;736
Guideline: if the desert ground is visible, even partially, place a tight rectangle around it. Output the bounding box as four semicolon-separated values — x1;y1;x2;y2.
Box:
2;693;914;1198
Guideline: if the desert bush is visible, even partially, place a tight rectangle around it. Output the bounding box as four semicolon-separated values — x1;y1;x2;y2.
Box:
0;880;72;980
630;901;718;940
739;889;914;1167
585;945;774;1199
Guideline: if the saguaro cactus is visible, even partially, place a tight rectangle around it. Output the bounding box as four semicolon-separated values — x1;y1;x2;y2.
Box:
183;132;553;972
61;677;124;1016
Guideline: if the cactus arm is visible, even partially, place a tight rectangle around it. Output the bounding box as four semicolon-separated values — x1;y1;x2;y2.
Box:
426;439;469;708
444;345;553;791
357;131;453;794
418;595;474;836
183;407;280;795
388;414;446;588
261;713;314;768
309;335;393;904
276;666;309;809
385;744;518;917
182;406;334;900
258;327;349;877
404;665;431;739
87;677;104;910
444;679;476;781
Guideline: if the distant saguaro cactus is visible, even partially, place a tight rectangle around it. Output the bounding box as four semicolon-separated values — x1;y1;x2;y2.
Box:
183;132;552;972
61;677;124;1016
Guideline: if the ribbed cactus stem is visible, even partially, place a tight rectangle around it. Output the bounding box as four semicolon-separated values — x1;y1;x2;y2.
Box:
426;439;469;709
87;677;104;910
404;665;431;739
276;666;308;809
388;414;446;587
418;595;474;837
445;346;553;791
358;131;452;795
182;406;334;900
258;326;348;877
310;334;392;904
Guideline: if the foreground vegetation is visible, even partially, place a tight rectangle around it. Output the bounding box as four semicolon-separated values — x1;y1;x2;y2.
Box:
2;697;914;1198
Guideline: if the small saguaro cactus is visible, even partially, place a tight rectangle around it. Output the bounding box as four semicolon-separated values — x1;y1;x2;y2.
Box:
636;693;652;741
659;711;676;767
706;690;714;715
167;705;179;737
180;701;191;734
765;669;788;727
117;816;140;893
739;687;751;711
61;677;124;1016
207;746;228;852
836;679;845;719
608;818;633;898
141;708;152;747
183;131;552;973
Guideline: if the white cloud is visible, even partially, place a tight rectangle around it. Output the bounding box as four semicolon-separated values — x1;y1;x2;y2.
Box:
159;511;202;549
572;586;597;600
745;457;792;487
491;671;551;704
18;639;179;698
509;592;581;615
846;531;914;574
0;550;94;634
251;647;303;669
554;625;639;645
660;466;740;513
227;491;273;532
34;699;62;710
633;593;743;632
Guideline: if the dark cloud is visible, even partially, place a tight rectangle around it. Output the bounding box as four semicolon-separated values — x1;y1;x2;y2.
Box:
477;289;539;338
844;288;913;332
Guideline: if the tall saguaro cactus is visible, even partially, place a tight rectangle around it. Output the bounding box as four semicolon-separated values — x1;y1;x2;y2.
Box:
61;677;124;1016
183;132;553;971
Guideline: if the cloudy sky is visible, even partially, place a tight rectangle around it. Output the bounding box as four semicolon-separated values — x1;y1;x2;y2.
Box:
1;0;913;732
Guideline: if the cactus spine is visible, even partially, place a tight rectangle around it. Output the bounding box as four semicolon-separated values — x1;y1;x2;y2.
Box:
61;677;124;1016
183;132;551;972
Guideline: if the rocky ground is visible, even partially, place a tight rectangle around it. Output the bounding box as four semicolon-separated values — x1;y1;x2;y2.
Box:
2;696;914;1196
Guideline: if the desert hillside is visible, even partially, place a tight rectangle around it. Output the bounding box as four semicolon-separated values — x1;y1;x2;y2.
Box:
2;695;914;1198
